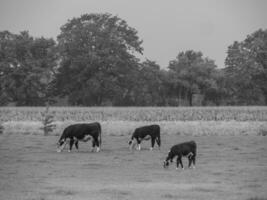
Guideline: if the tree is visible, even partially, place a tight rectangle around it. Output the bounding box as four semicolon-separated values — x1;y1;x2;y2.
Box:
225;29;267;105
55;13;143;106
167;50;219;106
0;31;57;106
129;60;166;106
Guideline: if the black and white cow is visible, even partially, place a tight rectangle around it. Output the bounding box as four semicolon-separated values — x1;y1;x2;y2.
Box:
57;122;102;153
128;124;161;151
163;141;196;169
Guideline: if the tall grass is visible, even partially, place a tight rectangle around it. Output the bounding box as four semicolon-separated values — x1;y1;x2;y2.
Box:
1;106;267;122
1;106;266;136
3;120;267;136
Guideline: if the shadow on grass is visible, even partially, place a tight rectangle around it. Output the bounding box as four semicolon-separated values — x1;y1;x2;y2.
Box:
54;189;77;196
98;188;132;198
161;194;180;199
192;187;217;193
82;163;105;169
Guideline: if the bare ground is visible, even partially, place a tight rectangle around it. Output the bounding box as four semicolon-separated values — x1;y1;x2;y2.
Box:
0;132;266;200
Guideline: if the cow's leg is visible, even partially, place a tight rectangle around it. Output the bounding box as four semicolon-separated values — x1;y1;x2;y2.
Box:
156;137;161;150
135;138;141;150
150;137;155;151
91;140;96;152
75;141;79;150
176;157;180;169
187;152;193;168
177;156;183;170
69;139;74;152
188;157;192;168
94;137;100;152
192;155;196;169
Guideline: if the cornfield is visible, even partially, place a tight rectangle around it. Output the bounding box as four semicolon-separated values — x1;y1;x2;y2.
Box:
1;106;267;136
1;106;267;122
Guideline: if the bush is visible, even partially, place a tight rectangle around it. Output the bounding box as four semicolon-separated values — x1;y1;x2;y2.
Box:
40;106;56;135
0;123;4;134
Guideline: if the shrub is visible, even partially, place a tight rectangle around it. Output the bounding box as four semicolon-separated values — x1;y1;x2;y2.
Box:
0;123;4;134
40;106;56;135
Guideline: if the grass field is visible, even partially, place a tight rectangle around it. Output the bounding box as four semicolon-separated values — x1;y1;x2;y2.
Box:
0;132;266;200
1;106;267;199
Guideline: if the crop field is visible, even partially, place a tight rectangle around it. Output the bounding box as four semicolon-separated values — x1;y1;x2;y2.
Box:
0;106;267;200
1;106;267;122
0;133;267;200
1;106;267;136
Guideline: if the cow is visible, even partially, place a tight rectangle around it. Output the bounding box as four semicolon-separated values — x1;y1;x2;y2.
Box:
163;141;196;170
128;124;161;151
56;122;102;153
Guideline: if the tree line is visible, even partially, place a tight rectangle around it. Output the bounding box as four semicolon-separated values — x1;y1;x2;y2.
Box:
0;13;266;106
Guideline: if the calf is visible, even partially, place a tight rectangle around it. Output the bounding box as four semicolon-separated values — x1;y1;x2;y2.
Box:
57;122;101;153
128;124;161;151
163;141;196;169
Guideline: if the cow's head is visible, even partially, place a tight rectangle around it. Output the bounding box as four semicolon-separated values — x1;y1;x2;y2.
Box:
163;160;169;168
56;138;67;152
128;139;137;150
163;158;174;168
163;150;173;168
128;139;133;150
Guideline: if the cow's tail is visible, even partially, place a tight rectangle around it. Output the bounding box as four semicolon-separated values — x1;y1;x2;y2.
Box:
157;126;161;148
98;123;102;148
193;141;197;156
158;133;161;147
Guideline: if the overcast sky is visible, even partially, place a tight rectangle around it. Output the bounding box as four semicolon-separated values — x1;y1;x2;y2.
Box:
0;0;266;68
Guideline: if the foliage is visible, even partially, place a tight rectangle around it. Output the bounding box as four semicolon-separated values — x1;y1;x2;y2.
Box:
55;13;143;106
0;31;57;106
0;14;266;106
167;50;220;106
129;60;167;106
225;29;267;105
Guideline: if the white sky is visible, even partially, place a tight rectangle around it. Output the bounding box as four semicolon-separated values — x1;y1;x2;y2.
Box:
0;0;266;68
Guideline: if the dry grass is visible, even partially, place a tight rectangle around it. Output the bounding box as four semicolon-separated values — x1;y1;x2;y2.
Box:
1;106;267;121
2;120;267;136
1;106;267;136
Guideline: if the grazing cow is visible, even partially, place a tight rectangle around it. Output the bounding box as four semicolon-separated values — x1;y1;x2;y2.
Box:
128;124;161;151
57;122;101;153
163;141;196;169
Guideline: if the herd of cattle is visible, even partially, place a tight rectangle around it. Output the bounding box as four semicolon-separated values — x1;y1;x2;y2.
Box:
56;122;197;169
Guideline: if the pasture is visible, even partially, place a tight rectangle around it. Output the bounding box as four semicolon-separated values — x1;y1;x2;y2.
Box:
1;106;267;199
0;132;266;200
